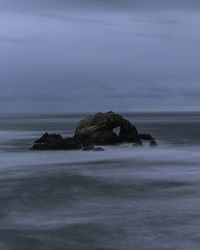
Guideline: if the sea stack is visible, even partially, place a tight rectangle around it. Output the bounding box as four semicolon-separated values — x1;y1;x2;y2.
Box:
74;111;138;145
32;111;155;150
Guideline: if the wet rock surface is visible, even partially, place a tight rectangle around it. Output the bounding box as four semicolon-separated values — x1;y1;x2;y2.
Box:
74;111;138;145
31;111;156;150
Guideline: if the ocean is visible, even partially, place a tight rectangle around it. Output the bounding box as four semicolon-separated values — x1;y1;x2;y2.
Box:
1;112;200;250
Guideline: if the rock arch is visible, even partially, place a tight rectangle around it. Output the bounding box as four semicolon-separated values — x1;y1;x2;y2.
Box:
74;111;138;145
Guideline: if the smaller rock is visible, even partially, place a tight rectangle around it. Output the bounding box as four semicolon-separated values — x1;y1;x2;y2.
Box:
133;140;143;147
34;133;62;144
139;133;153;141
32;133;81;150
82;145;95;151
149;140;158;147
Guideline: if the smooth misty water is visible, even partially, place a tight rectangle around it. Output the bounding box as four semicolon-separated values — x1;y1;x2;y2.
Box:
1;112;200;250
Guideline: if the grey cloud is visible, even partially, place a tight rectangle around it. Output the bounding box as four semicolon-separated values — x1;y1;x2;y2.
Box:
1;0;200;13
0;35;35;44
0;1;200;112
131;32;173;41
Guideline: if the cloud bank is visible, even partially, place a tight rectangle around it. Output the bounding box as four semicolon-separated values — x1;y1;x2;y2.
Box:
0;0;200;112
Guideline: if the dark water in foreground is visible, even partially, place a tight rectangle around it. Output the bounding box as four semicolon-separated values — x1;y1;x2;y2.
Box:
1;112;200;250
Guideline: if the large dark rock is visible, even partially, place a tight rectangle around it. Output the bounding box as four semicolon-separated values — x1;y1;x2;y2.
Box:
74;111;138;145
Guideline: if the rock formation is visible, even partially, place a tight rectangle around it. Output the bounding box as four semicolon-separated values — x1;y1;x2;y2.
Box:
74;111;138;145
32;111;156;150
32;133;81;150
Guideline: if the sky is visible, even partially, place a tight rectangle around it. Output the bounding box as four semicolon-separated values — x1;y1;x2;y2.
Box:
1;0;200;112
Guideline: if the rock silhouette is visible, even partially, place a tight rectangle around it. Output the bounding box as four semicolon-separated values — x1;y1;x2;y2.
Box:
32;133;81;150
32;111;155;150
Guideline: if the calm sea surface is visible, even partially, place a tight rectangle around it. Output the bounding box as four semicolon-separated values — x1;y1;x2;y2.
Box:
1;112;200;250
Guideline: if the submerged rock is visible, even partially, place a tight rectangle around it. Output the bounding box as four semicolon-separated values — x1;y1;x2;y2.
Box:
82;145;104;151
149;139;158;147
92;147;104;151
81;145;94;151
74;111;138;145
133;139;143;147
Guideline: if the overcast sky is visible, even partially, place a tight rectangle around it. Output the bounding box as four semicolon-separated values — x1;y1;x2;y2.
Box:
1;0;200;112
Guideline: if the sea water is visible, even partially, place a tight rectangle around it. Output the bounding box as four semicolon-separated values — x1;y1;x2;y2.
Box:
1;112;200;250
